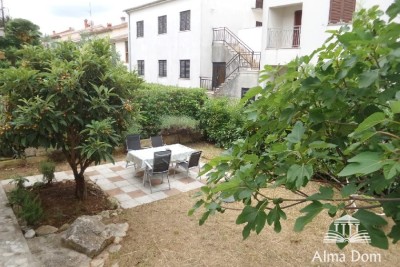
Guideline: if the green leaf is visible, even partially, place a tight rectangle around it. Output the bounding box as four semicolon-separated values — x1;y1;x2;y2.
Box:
387;0;400;21
383;162;400;180
341;183;359;197
354;112;386;133
236;206;267;239
389;100;400;114
309;141;337;149
286;121;305;143
353;210;388;249
338;152;385;176
211;177;241;193
188;199;204;216
359;70;379;88
307;186;334;200
388;224;400;244
287;164;313;189
294;201;323;232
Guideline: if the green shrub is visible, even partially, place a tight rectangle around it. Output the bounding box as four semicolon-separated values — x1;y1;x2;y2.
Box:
7;175;43;225
39;160;56;184
199;98;245;148
160;115;199;131
132;84;207;137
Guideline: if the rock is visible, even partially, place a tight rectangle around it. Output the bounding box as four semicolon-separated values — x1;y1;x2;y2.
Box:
106;222;129;238
90;258;105;267
58;223;70;232
111;263;119;267
100;210;110;219
107;197;120;209
35;225;58;236
61;216;115;258
108;244;121;254
26;232;91;267
113;237;122;244
24;229;36;239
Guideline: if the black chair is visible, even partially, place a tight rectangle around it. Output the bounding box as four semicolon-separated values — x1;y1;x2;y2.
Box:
175;151;202;178
151;135;164;147
125;134;141;168
144;150;172;193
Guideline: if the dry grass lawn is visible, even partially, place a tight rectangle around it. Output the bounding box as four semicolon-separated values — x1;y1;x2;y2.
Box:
106;183;400;267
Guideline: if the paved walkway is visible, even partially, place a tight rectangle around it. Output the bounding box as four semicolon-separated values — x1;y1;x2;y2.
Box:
0;160;206;266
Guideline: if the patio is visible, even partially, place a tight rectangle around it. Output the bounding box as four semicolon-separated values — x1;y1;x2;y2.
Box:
0;161;206;209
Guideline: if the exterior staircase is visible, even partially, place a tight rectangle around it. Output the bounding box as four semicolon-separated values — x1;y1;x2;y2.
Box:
212;27;261;94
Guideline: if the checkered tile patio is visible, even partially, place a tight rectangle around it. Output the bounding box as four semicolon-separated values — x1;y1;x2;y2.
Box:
0;161;206;209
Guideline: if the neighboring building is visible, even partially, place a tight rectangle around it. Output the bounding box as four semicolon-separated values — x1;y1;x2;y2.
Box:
261;0;394;67
48;18;129;68
125;0;264;98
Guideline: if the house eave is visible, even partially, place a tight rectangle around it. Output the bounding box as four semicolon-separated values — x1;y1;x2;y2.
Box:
124;0;176;13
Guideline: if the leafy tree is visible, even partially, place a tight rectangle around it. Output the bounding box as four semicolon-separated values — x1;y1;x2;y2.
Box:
0;18;41;49
192;3;400;250
0;39;142;199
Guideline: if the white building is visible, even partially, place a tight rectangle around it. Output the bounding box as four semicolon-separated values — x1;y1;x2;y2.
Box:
261;0;394;67
49;18;129;68
125;0;264;98
125;0;394;98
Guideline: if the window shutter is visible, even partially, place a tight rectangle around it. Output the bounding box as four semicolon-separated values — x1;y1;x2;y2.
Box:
342;0;356;23
329;0;355;24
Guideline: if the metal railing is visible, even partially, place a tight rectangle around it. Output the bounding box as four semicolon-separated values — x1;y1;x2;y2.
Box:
213;27;260;69
225;52;261;81
200;77;213;90
266;26;301;49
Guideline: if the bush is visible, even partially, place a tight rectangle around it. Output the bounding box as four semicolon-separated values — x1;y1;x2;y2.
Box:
39;160;56;184
7;175;43;225
132;83;207;137
160;115;199;132
199;98;245;148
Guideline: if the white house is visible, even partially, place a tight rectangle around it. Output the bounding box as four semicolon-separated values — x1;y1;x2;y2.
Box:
261;0;394;67
49;18;129;68
125;0;264;98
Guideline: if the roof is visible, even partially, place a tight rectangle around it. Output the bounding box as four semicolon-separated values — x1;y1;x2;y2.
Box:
124;0;176;13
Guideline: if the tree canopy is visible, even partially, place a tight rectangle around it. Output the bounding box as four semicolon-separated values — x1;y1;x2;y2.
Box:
0;39;142;199
0;18;41;49
192;2;400;250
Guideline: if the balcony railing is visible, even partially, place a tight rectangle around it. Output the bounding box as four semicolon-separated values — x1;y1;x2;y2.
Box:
266;26;301;49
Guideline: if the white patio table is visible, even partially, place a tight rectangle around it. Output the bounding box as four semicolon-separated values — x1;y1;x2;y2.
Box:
126;143;196;172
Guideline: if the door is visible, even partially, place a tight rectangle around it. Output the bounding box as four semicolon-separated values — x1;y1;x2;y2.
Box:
212;62;226;89
293;10;302;48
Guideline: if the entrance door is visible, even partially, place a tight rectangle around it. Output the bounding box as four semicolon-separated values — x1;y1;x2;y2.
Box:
212;62;226;89
292;10;302;47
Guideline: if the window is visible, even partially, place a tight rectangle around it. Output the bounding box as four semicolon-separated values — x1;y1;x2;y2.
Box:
137;60;144;75
255;0;263;9
124;41;129;63
256;21;263;27
158;15;167;34
328;0;356;24
180;60;190;78
137;20;144;37
159;60;167;77
180;10;190;31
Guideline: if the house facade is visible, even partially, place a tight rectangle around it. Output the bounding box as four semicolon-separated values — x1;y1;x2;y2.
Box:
49;18;129;68
261;0;394;67
125;0;263;97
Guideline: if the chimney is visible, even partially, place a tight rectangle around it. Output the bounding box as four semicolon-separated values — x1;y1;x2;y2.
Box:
107;23;112;27
52;30;56;35
121;16;126;22
84;19;90;28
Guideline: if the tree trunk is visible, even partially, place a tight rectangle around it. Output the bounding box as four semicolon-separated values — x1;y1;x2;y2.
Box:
75;173;87;200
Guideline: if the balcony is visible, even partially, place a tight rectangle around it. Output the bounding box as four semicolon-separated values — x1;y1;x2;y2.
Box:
266;26;301;49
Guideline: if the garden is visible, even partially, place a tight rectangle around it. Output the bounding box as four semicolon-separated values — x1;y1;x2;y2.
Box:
1;3;400;267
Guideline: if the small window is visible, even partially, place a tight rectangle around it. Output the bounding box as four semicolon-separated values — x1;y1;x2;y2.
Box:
137;60;144;76
124;41;129;63
255;0;263;9
256;21;263;27
180;10;190;31
137;21;144;37
159;60;167;77
158;15;167;34
180;60;190;78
